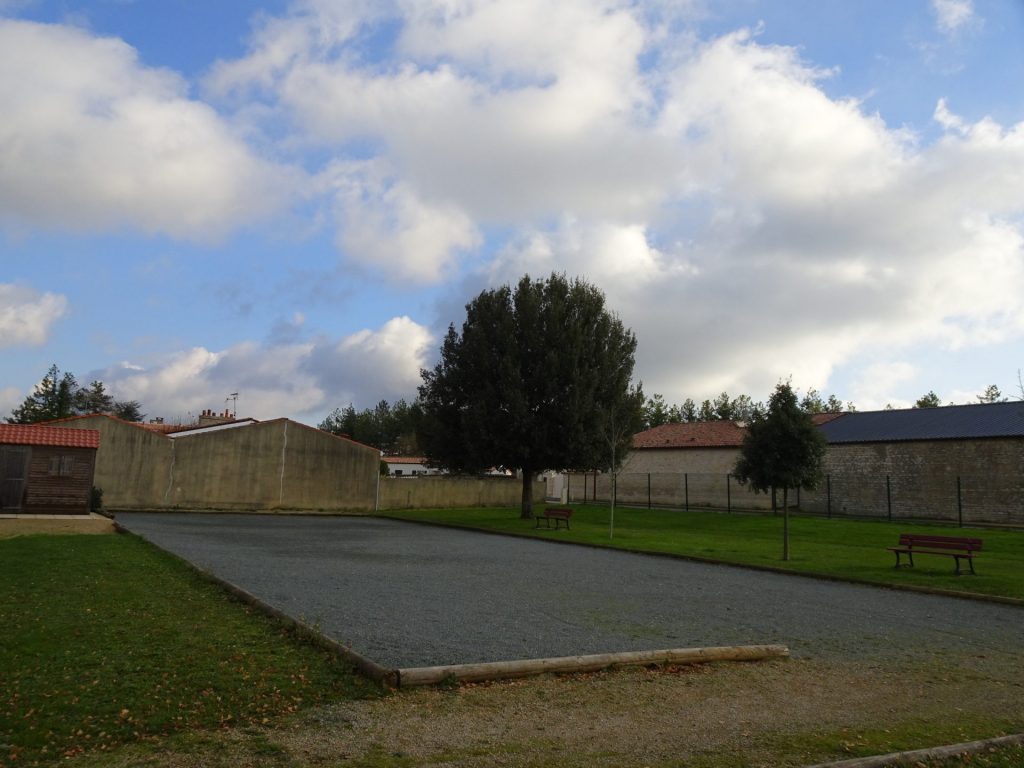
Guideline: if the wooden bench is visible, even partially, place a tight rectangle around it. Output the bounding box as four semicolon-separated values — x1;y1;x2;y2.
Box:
535;507;572;530
887;533;982;575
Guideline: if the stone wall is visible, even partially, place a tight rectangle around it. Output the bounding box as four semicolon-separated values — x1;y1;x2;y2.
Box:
575;438;1024;524
801;438;1024;525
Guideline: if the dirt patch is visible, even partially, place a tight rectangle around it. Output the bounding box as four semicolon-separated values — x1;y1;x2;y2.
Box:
0;514;115;538
73;653;1024;768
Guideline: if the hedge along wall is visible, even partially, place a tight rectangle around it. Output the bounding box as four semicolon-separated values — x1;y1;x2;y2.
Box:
378;476;545;510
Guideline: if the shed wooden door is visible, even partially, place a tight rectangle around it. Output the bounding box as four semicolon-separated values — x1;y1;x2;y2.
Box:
1;446;30;511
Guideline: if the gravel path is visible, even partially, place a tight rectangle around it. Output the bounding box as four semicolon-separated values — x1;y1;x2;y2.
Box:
116;512;1024;669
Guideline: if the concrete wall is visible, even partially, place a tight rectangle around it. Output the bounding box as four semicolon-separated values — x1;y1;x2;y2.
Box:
60;416;379;512
378;476;545;510
566;470;771;510
61;415;174;509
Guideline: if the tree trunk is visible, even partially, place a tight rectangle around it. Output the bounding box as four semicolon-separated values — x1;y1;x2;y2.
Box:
520;468;534;519
782;486;790;561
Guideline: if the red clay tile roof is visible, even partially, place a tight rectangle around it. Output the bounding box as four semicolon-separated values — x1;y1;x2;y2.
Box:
0;424;101;449
632;421;747;449
633;413;848;449
385;456;428;464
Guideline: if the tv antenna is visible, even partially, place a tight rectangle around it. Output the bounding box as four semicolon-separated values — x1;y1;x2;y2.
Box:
225;392;238;418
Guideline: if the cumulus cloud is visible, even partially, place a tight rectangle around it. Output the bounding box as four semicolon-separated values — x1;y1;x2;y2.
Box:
0;283;68;348
326;161;480;283
0;19;296;239
305;316;433;405
99;316;433;421
208;0;679;278
931;0;976;34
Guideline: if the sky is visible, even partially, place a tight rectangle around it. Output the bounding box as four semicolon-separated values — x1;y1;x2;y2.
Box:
2;0;1024;426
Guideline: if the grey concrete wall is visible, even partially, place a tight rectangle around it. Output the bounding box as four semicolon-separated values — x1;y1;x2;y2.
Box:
566;471;771;510
378;476;545;510
167;420;378;512
60;415;174;509
59;416;379;512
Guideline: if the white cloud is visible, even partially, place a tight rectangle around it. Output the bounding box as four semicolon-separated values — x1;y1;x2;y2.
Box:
0;283;67;348
100;317;433;421
327;161;480;283
851;362;917;411
306;316;433;405
0;385;22;415
0;19;296;239
931;0;976;34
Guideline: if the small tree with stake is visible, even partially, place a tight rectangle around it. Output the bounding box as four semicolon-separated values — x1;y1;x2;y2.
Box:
733;382;826;561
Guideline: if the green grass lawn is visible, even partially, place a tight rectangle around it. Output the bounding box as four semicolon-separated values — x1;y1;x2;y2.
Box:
386;504;1024;601
0;534;378;766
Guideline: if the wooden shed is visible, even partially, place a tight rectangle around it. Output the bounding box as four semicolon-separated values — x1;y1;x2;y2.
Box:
0;425;100;515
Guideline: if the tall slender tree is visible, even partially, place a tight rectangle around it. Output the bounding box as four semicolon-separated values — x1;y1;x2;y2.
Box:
418;273;641;519
733;382;826;561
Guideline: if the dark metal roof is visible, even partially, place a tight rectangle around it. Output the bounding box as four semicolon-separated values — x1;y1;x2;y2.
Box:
819;401;1024;444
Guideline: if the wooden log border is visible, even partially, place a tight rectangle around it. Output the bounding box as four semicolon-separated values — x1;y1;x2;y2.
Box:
395;644;789;687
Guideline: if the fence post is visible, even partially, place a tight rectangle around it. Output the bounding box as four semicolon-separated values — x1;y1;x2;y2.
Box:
647;473;651;509
796;485;801;509
826;474;832;519
684;473;689;512
726;474;732;513
583;472;588;504
957;476;963;528
886;475;892;521
593;472;597;502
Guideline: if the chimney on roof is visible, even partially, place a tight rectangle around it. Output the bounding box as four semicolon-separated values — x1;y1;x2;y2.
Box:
198;408;236;427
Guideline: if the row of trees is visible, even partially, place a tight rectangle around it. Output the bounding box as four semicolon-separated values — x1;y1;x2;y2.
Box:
7;365;144;424
640;388;849;429
318;399;422;455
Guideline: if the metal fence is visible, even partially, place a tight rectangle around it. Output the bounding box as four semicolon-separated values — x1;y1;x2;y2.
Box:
557;471;1024;528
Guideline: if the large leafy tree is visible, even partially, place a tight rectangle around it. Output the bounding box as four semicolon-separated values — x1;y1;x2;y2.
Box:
418;273;642;519
733;382;826;561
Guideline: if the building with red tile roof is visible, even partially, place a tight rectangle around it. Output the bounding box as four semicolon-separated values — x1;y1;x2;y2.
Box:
0;424;100;514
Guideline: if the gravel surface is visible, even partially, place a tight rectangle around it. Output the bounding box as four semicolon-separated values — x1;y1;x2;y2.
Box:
116;512;1024;670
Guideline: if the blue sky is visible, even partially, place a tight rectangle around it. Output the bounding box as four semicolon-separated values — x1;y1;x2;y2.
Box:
2;0;1023;425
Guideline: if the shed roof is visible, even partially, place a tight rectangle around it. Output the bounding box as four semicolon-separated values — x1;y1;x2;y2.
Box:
820;401;1024;443
632;413;844;450
384;456;428;465
633;421;747;449
0;424;101;449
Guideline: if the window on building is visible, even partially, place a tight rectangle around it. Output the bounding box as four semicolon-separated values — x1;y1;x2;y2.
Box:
48;455;76;477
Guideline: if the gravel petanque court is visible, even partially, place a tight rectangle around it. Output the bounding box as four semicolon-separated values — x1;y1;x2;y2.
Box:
116;512;1024;670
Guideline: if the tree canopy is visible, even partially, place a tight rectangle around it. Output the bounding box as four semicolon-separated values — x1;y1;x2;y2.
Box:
7;365;145;424
417;273;642;518
732;381;826;561
318;399;422;455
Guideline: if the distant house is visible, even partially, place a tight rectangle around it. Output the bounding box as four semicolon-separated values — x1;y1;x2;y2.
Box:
0;424;100;515
383;457;442;477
